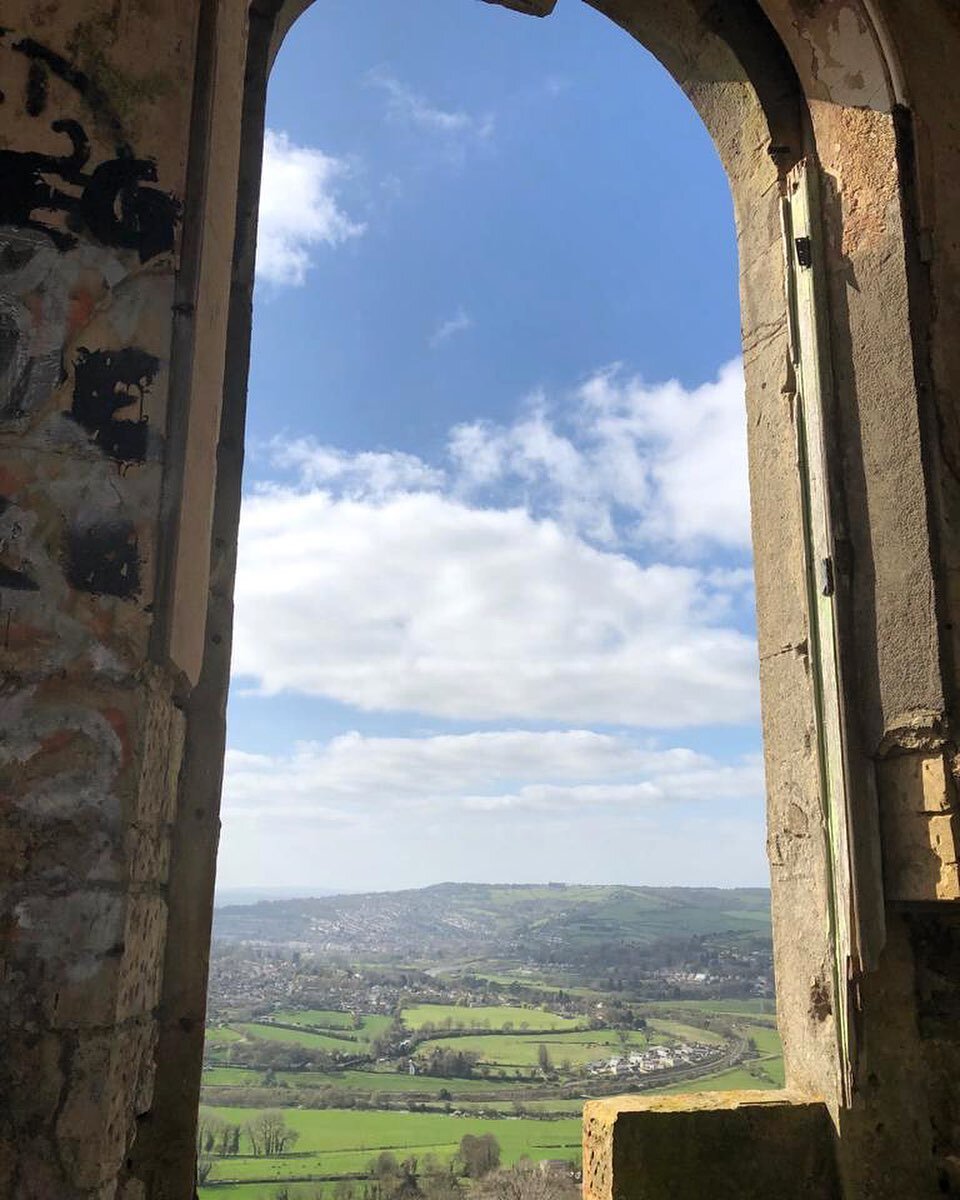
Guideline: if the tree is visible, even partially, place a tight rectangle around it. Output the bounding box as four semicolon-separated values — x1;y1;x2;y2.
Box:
474;1164;578;1200
216;1122;241;1156
196;1113;223;1156
421;1156;463;1200
246;1110;300;1157
370;1151;399;1181
457;1134;501;1179
537;1044;552;1073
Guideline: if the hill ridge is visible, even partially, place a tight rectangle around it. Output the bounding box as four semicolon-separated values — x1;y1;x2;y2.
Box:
212;882;772;969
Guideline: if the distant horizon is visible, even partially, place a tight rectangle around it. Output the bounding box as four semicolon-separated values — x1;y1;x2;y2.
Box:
213;879;772;907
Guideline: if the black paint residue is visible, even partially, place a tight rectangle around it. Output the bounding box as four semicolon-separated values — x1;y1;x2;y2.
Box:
69;347;159;465
0;562;38;591
11;37;123;141
81;153;181;262
66;518;140;599
0;119;89;251
0;39;181;259
25;60;47;116
0;117;180;260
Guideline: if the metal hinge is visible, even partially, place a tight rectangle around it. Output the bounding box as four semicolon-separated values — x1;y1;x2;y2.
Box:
795;236;813;269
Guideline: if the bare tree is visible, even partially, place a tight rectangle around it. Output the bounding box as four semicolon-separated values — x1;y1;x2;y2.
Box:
456;1134;500;1179
475;1164;578;1200
246;1110;300;1157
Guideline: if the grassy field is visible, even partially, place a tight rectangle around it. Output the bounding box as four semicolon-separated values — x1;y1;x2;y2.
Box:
641;998;776;1017
416;1029;647;1069
654;1066;776;1095
206;1026;244;1045
269;1009;357;1029
644;1018;726;1046
198;1106;582;1192
759;1055;785;1086
263;1013;394;1042
199;1186;311;1199
232;1025;367;1053
203;1067;539;1095
401;1004;582;1032
201;979;782;1200
741;1024;781;1056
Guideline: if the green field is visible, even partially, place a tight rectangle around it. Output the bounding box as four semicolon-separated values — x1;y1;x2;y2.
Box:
642;998;776;1017
199;1186;308;1200
416;1029;647;1069
401;1004;582;1032
198;1106;582;1192
233;1025;366;1053
264;1012;393;1042
758;1055;785;1086
269;1009;357;1029
741;1024;782;1056
203;1067;536;1096
198;998;780;1200
655;1067;777;1095
203;1067;264;1086
206;1026;244;1045
644;1018;725;1046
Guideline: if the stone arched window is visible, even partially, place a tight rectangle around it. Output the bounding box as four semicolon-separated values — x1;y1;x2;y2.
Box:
2;2;958;1198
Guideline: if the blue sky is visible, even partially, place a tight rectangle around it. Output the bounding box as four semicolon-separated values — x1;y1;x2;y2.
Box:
217;0;767;893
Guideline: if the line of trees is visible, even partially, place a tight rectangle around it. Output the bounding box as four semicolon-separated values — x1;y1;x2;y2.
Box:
246;1110;301;1157
195;1108;299;1183
262;1155;577;1200
217;1038;338;1072
196;1115;242;1157
416;1047;481;1079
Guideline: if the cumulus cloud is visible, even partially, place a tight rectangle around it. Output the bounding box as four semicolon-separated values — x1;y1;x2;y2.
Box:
232;486;758;725
368;70;495;142
450;359;749;553
256;129;365;286
269;437;445;498
222;729;764;824
232;361;758;726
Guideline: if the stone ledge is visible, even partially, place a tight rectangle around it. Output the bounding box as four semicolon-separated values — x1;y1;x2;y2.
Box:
583;1090;840;1200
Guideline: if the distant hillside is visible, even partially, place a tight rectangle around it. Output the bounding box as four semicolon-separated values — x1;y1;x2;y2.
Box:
212;882;771;966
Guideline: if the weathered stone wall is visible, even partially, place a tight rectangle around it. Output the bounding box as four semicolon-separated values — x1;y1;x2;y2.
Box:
0;5;203;1196
3;0;960;1197
870;2;960;1192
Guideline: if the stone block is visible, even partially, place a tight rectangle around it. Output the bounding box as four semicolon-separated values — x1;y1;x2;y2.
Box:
878;751;960;901
583;1091;840;1200
12;889;126;1028
57;1021;157;1191
116;895;169;1022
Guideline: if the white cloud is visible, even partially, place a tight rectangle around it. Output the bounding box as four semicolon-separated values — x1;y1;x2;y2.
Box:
256;129;365;286
429;308;474;348
450;359;750;553
232;487;759;725
368;70;494;142
269;437;445;498
222;729;763;824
